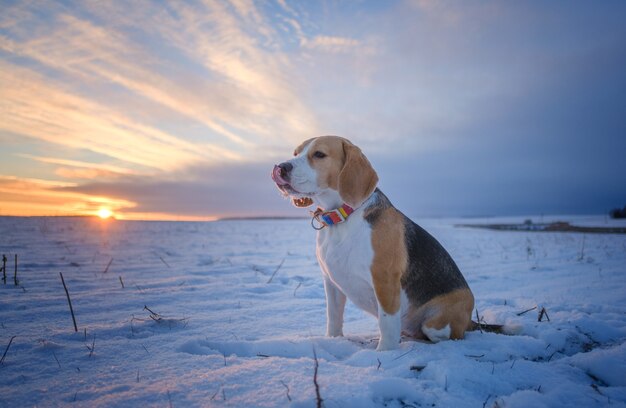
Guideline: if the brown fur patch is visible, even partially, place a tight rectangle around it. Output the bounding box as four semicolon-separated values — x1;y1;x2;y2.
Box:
370;208;407;315
406;288;474;340
337;141;378;208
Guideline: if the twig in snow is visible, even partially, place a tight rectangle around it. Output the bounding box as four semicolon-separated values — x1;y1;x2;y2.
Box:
591;383;610;404
159;256;171;269
578;235;586;261
2;254;6;284
103;257;113;273
86;334;96;357
293;281;302;297
312;347;323;408
516;306;537;316
377;358;382;370
210;384;223;401
546;350;559;362
392;347;416;361
266;258;285;284
0;336;16;365
144;305;162;322
53;351;61;368
280;380;291;401
465;354;485;359
538;307;550;322
14;254;18;286
475;309;483;333
119;276;125;288
60;272;78;332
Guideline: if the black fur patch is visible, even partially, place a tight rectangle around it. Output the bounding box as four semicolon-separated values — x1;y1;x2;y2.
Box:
364;189;469;309
401;216;469;309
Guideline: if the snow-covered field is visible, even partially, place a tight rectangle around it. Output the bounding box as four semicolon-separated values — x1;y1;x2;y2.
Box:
0;215;625;407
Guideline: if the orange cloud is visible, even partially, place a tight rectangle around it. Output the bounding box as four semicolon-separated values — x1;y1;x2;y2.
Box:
0;176;136;217
19;155;138;180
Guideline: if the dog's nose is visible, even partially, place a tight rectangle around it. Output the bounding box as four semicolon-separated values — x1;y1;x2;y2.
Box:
278;162;293;175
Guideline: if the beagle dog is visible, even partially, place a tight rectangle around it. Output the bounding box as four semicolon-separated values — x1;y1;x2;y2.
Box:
271;136;475;351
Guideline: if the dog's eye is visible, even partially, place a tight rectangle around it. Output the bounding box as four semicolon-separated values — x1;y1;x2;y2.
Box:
313;151;327;159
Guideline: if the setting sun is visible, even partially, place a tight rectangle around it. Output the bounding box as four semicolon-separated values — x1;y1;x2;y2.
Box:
97;208;113;219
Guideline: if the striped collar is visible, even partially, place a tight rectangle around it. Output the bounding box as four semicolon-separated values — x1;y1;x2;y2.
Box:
311;204;355;230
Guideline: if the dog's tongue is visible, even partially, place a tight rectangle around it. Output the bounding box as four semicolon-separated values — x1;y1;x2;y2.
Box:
272;165;289;186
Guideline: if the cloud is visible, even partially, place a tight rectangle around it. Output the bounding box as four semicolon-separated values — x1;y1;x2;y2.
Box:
0;62;213;171
19;155;138;180
301;35;362;53
0;176;136;217
0;1;322;165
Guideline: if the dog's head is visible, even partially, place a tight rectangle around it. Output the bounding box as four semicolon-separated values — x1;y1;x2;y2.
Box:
271;136;378;209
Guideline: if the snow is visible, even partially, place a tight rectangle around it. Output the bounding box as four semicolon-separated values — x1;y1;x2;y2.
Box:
0;215;625;407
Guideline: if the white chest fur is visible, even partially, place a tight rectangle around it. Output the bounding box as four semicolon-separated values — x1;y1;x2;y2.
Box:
316;212;379;316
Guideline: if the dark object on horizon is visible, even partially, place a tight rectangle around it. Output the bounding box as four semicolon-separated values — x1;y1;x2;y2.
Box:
609;206;626;219
458;221;626;234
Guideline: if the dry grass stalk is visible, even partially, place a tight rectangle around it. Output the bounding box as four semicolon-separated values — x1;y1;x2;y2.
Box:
60;272;78;332
86;334;96;358
313;347;323;408
293;282;302;297
0;336;16;365
14;254;18;286
538;307;550;322
517;306;537;316
52;351;61;368
266;258;286;284
280;380;291;402
475;309;483;333
2;254;6;284
144;305;162;322
103;258;113;273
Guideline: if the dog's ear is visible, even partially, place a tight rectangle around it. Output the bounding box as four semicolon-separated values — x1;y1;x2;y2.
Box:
338;141;378;208
292;197;314;208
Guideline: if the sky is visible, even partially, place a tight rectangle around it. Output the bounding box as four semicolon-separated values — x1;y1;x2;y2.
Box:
1;0;625;220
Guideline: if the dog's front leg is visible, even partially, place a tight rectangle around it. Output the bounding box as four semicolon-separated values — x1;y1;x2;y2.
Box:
376;301;401;351
323;276;346;337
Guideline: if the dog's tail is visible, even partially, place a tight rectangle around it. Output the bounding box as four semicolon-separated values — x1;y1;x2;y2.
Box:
467;320;522;335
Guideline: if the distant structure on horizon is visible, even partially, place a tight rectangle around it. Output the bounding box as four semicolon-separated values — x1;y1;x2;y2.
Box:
610;206;626;219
